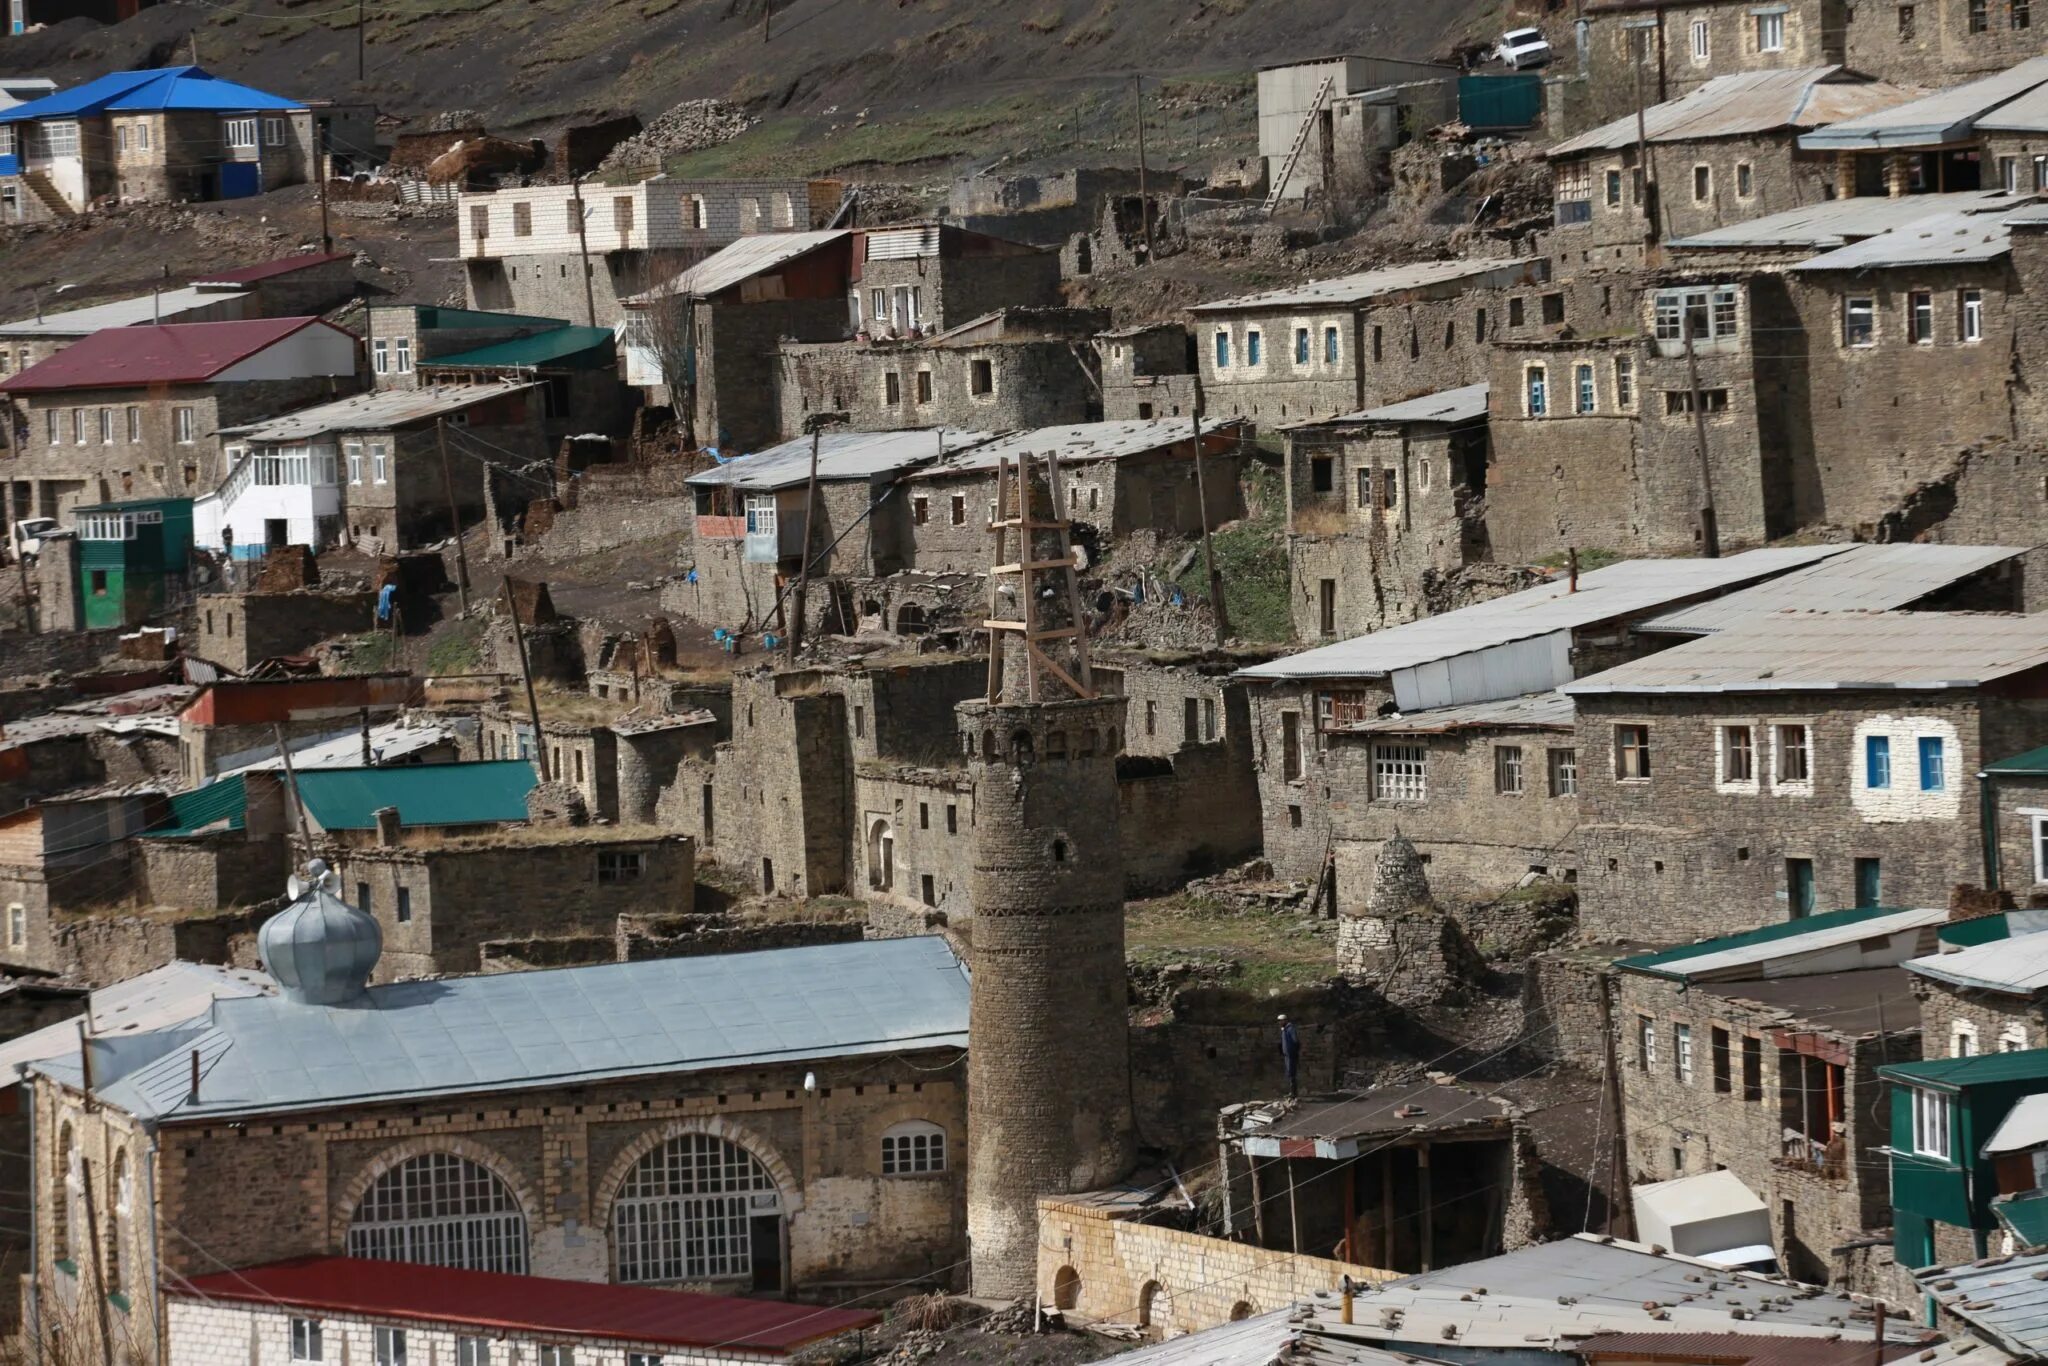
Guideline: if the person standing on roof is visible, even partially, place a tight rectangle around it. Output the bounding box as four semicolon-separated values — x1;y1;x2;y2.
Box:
1279;1014;1300;1097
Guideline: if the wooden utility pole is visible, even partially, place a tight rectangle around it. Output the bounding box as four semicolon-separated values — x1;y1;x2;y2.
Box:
1597;969;1634;1238
1132;73;1155;264
763;0;773;42
502;579;552;782
273;723;316;849
785;424;825;664
79;1157;114;1366
357;0;367;83
1682;313;1721;557
570;175;598;328
1632;38;1660;248
315;122;333;254
435;419;472;616
1189;411;1229;645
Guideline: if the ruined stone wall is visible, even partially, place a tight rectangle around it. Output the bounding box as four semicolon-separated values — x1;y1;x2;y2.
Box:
1117;739;1262;892
1325;726;1581;911
1103;374;1201;422
193;592;377;672
1574;689;2011;942
1521;952;1614;1067
135;834;288;912
1927;446;2048;579
700;299;850;452
1616;971;1912;1285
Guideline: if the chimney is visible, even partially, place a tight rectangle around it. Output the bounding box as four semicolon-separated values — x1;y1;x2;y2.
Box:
374;805;401;847
360;706;373;766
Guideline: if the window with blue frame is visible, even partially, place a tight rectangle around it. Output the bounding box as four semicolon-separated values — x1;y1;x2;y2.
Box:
1214;332;1231;369
1294;328;1309;364
1247;330;1263;366
1324;326;1340;363
1866;735;1891;788
1919;736;1946;790
1526;366;1548;416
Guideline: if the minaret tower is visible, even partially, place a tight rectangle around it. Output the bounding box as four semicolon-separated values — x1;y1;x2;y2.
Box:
960;452;1136;1299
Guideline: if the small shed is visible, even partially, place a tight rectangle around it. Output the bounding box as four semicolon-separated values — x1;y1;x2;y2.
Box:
72;497;194;630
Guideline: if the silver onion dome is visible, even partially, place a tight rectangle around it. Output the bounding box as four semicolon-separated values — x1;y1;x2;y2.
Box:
257;859;382;1005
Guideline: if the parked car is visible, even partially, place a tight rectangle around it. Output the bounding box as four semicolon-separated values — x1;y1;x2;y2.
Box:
10;517;60;563
1497;27;1554;68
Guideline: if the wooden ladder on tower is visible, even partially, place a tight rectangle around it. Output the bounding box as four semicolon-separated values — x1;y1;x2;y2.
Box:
1262;74;1335;213
983;451;1095;704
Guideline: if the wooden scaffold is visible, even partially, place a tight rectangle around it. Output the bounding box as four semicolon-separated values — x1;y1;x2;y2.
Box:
983;451;1096;704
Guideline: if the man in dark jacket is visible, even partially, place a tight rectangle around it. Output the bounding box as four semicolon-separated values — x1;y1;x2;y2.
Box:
1279;1014;1300;1097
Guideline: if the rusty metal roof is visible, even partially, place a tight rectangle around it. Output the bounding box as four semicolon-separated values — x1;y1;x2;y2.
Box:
1551;67;1925;157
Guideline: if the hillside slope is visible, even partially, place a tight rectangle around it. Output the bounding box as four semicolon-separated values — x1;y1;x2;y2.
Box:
1;0;1506;177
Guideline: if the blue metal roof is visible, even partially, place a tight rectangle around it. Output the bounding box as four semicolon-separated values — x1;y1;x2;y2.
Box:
33;935;970;1121
0;67;302;124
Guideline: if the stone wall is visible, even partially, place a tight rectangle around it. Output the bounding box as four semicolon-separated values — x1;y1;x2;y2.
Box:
852;768;975;918
776;339;1098;439
193;591;377;672
1914;975;2045;1059
1520;951;1614;1067
1035;1200;1397;1332
1842;0;2041;86
1582;0;1840;110
135;833;288;912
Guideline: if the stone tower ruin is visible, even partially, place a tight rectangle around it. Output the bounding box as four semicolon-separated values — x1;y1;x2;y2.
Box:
960;452;1136;1299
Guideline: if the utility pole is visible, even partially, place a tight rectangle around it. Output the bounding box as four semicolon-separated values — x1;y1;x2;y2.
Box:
502;578;552;782
1632;36;1660;249
1132;73;1154;264
315;121;333;254
273;723;316;854
785;412;847;662
79;1157;113;1366
435;419;472;616
1189;410;1228;645
357;0;367;84
570;175;598;328
1682;312;1720;557
5;478;31;635
763;0;772;42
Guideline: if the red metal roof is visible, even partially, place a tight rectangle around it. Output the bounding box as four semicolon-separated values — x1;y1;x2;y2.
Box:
170;1258;882;1354
193;252;354;286
0;317;341;393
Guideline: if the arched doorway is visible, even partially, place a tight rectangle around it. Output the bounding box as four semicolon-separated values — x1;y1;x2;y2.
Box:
867;818;895;891
895;603;928;634
1137;1281;1172;1339
611;1132;785;1289
1053;1265;1082;1311
346;1152;530;1273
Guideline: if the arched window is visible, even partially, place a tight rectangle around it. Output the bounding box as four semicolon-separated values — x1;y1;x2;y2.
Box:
868;820;895;892
346;1153;529;1274
880;1121;946;1176
1229;1301;1256;1322
53;1122;72;1263
612;1134;780;1284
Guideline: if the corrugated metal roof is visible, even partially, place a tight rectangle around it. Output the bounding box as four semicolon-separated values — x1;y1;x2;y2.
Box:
1883;1046;2048;1089
1188;257;1541;313
191;252;351;286
423;326;618;370
0;961;271;1076
1562;611;2048;694
1993;1189;2048;1249
147;773;247;838
1293;382;1490;429
1907;932;2048;997
1094;1307;1415;1366
0;318;337;393
1916;1244;2048;1355
1666;190;2017;251
1579;1331;1920;1364
36;935;969;1121
687;428;995;491
1792;207;2016;269
930;419;1237;474
1639;544;2030;635
0;66;302;123
1987;743;2048;775
223;718;457;775
1237;546;1845;682
222;381;541;442
173;1256;880;1353
629;230;849;302
1617;905;1946;980
1;285;244;337
1551;67;1923;157
292;760;537;830
1801;54;2048;148
1330;690;1573;734
1984;1093;2048;1154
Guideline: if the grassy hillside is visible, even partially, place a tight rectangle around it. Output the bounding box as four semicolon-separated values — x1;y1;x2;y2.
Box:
2;0;1506;178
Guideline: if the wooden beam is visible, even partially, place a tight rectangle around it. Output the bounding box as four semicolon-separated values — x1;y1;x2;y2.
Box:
1028;641;1088;700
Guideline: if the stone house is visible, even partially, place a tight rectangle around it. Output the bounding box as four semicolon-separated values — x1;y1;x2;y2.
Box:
0;792;163;974
203;381;550;560
1282;382;1489;640
1187;257;1556;428
1843;21;2048;126
361;304;567;391
844;223;1061;339
1984;741;2048;900
1321;692;1580;909
1544;67;1923;268
0;66;374;221
322;827;694;980
176;673;416;784
19;889;972;1365
1797;55;2048;194
1255;56;1458;206
946;165;1176;247
1613;905;1934;1285
1580;0;1844;112
0;317;361;521
1098;323;1197;422
460;176;843;326
1232;546;1845;880
163;1258;877;1366
621;230;857;451
1566;611;2048;941
416;326;636;452
478;712;618;820
777;306;1107;439
191;589;379;672
1904;918;2048;1062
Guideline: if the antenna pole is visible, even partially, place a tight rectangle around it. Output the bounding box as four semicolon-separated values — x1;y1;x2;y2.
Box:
273;722;317;857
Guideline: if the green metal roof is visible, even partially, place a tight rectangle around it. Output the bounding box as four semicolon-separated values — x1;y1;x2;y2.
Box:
1614;905;1918;977
1988;743;2048;776
426;326;617;371
1995;1190;2048;1247
1942;913;2020;948
73;496;194;515
1882;1047;2048;1091
292;761;537;831
145;775;247;838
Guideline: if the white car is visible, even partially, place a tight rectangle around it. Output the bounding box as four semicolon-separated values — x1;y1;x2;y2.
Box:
10;517;60;563
1497;27;1554;69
